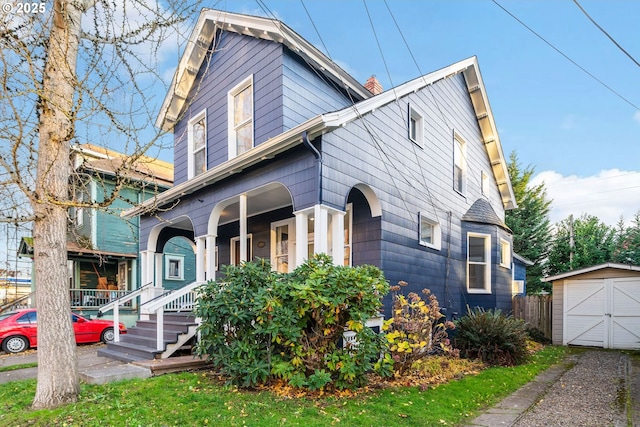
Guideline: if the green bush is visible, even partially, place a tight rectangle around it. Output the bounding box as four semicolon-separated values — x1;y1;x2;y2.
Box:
195;255;389;390
194;259;276;387
454;307;529;366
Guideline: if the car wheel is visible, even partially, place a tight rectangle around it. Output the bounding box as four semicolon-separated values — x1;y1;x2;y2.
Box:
2;336;29;353
101;327;115;343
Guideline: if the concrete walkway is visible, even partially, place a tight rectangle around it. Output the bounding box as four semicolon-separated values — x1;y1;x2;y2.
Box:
0;343;210;385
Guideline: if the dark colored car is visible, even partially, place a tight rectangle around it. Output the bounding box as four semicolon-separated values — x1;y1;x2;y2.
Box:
0;308;127;353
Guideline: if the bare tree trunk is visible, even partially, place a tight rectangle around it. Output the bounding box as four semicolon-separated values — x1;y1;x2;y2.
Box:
32;0;84;409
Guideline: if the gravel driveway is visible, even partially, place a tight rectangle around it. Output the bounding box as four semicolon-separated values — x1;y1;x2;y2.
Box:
513;350;630;427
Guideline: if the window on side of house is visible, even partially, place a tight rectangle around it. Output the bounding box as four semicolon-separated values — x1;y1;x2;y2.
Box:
500;238;511;268
481;171;489;196
467;233;490;293
165;254;184;280
228;75;254;159
408;104;424;147
453;133;467;195
188;110;207;179
419;212;441;250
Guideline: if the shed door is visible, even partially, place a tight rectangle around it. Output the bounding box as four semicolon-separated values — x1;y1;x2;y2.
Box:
564;279;606;347
611;278;640;349
564;278;640;350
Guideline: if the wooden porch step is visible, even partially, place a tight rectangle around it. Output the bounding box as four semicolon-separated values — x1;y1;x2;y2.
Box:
133;354;213;376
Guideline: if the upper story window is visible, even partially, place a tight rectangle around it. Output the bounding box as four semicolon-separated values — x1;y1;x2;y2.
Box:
188;109;207;179
481;171;489;196
408;104;424;147
419;212;441;250
228;75;254;159
453;133;467;195
467;232;491;293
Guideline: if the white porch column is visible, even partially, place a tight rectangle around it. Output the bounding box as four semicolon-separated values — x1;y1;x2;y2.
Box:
196;236;206;282
205;234;217;281
140;250;154;286
240;193;248;263
154;253;163;288
314;204;329;255
295;210;308;266
331;210;345;266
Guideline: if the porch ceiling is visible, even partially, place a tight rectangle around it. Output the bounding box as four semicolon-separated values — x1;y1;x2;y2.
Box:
219;185;292;225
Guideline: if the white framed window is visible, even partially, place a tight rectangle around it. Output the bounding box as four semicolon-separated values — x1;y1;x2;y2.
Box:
408;104;424;147
419;212;441;250
453;132;467;195
188;109;207;179
481;171;489;196
165;254;184;280
228;75;254;159
499;238;511;268
467;232;491;293
230;234;253;266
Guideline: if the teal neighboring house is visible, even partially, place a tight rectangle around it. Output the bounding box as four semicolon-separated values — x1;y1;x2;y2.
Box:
67;144;196;306
20;144;195;313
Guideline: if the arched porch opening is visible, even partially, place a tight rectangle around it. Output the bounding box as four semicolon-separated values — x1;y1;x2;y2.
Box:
346;184;382;268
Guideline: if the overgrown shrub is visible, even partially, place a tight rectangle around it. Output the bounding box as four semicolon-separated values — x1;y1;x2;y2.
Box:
194;259;276;387
195;255;389;390
526;327;552;344
454;307;529;366
380;282;457;375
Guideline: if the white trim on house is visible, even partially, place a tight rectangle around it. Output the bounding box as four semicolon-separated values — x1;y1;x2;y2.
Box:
125;56;515;218
187;109;207;179
467;232;491;294
544;262;640;282
228;75;254;159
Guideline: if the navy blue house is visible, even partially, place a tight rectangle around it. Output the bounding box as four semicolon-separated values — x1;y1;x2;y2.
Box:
124;9;519;318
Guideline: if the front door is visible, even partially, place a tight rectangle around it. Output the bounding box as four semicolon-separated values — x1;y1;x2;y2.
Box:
271;219;295;273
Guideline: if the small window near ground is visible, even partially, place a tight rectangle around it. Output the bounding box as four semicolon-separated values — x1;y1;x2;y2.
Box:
467;233;490;293
408;104;424;147
500;238;511;268
419;212;441;250
165;254;184;280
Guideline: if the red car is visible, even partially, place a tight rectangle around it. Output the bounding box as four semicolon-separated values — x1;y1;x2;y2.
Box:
0;309;127;354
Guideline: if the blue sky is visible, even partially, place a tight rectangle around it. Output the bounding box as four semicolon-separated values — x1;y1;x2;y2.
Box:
195;0;639;226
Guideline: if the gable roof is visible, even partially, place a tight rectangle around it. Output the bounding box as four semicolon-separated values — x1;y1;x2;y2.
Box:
543;262;640;282
72;144;174;187
157;9;372;132
125;55;516;218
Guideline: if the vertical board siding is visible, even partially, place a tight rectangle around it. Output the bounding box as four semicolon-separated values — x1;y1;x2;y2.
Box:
322;72;511;317
512;295;553;339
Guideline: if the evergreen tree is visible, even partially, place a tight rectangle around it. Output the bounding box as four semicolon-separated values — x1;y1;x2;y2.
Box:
547;214;615;276
612;211;640;265
505;152;552;294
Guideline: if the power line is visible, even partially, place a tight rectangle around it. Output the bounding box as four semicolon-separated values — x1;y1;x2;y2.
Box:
572;0;640;69
491;0;640;111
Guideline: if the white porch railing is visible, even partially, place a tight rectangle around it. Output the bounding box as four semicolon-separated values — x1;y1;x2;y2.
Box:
97;283;153;342
141;281;205;351
70;288;130;309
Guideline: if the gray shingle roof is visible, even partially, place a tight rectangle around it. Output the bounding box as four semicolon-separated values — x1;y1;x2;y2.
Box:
462;198;511;232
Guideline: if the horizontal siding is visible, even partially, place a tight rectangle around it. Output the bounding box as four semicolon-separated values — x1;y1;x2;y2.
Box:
173;32;285;186
322;72;511;317
282;52;353;129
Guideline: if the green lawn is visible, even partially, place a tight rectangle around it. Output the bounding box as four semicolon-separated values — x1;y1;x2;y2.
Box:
0;346;567;426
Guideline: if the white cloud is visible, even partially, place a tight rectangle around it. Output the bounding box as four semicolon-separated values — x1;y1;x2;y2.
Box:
530;169;640;227
634;111;640;124
560;114;583;130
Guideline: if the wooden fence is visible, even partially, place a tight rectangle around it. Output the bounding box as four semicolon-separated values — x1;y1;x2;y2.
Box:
512;295;552;339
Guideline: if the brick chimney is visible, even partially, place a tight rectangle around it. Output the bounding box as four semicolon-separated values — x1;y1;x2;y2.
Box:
364;75;383;95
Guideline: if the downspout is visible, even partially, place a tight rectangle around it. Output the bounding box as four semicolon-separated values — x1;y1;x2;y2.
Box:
302;131;322;204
